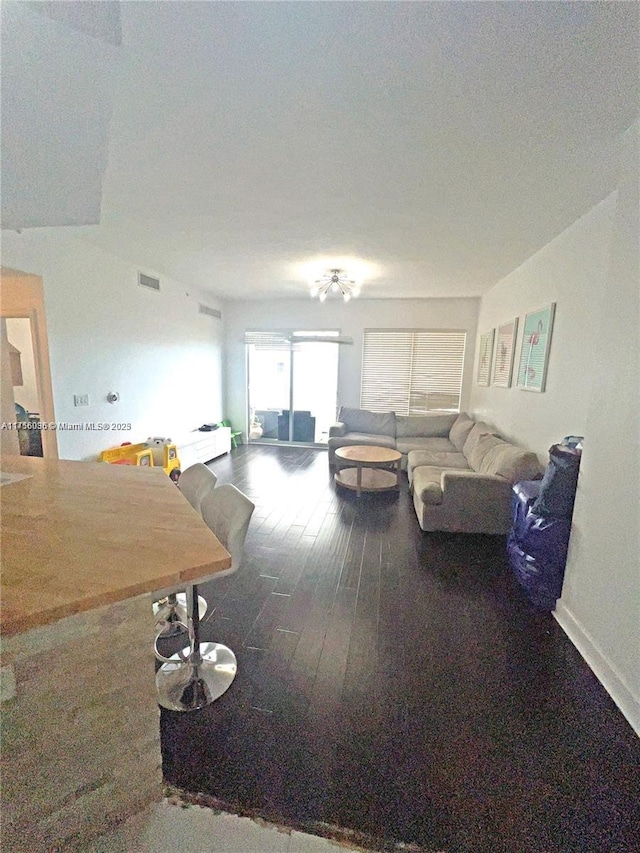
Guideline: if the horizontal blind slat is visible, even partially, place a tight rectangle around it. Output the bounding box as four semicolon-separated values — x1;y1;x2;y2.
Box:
361;330;466;414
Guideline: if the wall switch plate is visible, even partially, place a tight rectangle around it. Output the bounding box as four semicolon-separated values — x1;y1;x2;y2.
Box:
74;394;90;407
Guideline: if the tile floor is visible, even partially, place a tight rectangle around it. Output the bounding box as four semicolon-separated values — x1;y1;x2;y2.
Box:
89;800;376;853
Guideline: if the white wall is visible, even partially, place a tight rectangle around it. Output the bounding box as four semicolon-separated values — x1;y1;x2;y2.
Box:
555;125;640;735
470;125;639;734
1;230;224;461
469;194;617;460
223;297;480;433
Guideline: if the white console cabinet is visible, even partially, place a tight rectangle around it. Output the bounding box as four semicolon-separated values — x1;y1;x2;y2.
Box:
175;427;232;470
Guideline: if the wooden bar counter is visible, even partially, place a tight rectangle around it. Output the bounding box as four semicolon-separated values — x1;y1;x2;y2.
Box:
0;456;232;852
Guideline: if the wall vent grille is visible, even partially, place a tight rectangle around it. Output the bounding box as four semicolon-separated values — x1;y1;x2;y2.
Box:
138;272;160;291
199;303;221;319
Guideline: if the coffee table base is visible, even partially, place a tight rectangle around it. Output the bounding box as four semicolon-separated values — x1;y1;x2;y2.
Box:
335;467;399;494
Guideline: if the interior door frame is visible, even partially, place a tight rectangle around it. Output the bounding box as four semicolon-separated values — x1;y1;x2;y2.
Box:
0;268;58;458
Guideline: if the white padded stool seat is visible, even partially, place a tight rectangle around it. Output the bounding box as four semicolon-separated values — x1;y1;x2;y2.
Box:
155;484;255;711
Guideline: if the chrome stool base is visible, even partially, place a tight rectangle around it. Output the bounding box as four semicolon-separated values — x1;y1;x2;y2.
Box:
156;643;237;711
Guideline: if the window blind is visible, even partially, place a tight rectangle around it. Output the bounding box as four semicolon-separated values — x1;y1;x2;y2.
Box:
361;329;466;414
244;330;343;350
244;331;291;350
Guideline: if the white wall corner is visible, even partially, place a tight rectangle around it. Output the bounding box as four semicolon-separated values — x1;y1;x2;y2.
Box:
554;602;640;737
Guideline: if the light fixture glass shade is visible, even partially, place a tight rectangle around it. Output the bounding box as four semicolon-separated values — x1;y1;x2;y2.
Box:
310;269;359;302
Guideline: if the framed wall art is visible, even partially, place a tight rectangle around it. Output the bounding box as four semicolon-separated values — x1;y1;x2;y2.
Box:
493;318;519;388
517;303;556;392
477;329;494;386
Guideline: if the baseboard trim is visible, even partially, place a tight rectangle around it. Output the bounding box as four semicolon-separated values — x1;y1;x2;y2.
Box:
554;601;640;737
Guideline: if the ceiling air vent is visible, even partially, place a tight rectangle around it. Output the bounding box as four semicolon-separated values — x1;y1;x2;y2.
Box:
138;272;160;291
198;303;221;319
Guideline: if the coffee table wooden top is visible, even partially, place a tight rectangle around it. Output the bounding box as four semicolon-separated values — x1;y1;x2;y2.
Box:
335;445;401;464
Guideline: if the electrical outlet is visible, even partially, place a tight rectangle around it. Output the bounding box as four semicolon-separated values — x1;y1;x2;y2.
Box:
74;394;90;407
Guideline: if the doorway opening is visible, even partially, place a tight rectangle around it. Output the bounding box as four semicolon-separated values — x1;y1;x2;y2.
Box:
246;331;340;445
0;269;58;458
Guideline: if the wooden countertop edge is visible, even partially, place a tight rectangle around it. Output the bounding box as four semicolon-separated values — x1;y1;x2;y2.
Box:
0;556;233;638
178;556;232;584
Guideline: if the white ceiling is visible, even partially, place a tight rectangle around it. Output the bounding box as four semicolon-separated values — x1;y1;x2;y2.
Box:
3;2;638;300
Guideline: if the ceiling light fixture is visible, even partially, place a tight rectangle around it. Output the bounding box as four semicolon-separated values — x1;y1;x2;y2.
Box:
310;269;360;303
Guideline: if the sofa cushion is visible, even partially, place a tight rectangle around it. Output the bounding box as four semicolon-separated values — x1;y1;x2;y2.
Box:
338;407;396;438
329;432;397;452
407;449;469;470
411;466;444;505
396;436;457;456
449;413;475;451
406;450;469;486
479;443;542;484
462;422;499;465
395;412;458;439
466;433;505;472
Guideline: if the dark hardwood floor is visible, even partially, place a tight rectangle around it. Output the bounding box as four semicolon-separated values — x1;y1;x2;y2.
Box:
159;445;640;853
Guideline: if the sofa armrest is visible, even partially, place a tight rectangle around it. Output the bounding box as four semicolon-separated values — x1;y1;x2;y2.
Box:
329;422;346;438
438;470;515;533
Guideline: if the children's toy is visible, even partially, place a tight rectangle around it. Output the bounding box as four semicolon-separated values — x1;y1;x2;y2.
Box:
100;441;181;481
146;436;174;464
100;442;154;467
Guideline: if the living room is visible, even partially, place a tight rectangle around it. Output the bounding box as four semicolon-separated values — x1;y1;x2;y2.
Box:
1;3;638;852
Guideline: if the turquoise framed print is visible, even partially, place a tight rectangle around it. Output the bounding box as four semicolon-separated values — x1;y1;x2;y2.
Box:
517;303;556;392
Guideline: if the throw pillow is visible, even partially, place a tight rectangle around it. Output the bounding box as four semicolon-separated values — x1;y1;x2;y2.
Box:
467;433;505;472
395;413;458;438
338;407;396;438
449;413;475;451
462;421;498;463
480;443;542;484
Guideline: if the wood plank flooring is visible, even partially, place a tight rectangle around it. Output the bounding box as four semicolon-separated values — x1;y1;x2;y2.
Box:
159;445;640;853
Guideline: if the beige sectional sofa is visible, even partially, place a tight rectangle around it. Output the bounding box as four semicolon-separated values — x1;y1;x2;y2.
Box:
328;407;541;534
408;415;541;533
328;407;461;470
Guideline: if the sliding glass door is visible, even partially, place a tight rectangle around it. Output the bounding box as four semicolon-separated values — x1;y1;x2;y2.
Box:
246;338;291;440
246;331;340;444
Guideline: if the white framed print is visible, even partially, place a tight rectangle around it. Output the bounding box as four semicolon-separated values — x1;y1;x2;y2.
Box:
517;303;556;392
493;318;519;388
477;329;494;386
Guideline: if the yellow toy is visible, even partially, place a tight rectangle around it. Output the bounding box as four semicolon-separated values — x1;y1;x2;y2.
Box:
100;441;181;481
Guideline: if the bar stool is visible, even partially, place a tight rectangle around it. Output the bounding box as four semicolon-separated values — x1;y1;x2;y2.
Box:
155;484;255;711
177;463;218;512
152;464;217;637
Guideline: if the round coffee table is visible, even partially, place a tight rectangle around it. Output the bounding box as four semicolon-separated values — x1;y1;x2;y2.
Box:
334;445;402;496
